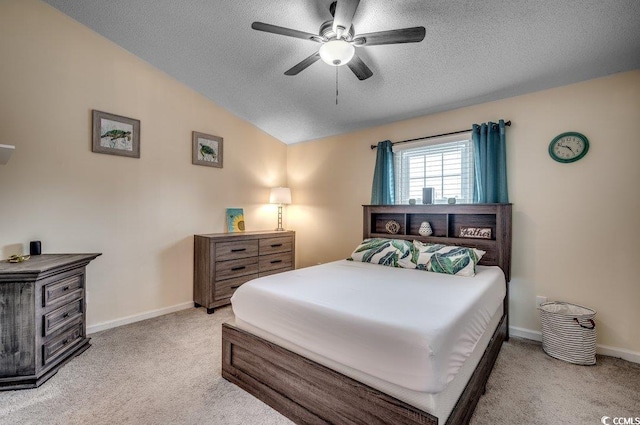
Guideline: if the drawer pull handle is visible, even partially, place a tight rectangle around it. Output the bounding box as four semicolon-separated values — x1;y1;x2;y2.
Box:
62;339;69;345
270;244;283;248
231;248;246;252
63;313;70;319
63;286;70;291
270;260;283;264
231;285;241;290
231;266;246;271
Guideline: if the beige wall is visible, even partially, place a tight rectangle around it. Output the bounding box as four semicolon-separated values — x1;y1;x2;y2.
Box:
288;70;640;354
1;0;638;356
0;0;287;327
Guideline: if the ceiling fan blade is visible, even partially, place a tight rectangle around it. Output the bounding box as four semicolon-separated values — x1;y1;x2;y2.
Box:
347;53;373;81
252;22;323;43
353;26;426;46
332;0;360;37
284;52;321;76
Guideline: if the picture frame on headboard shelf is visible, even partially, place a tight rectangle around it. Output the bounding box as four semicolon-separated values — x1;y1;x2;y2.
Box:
459;226;492;239
92;110;140;158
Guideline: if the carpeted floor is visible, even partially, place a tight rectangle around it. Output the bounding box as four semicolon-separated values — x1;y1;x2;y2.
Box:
1;307;638;425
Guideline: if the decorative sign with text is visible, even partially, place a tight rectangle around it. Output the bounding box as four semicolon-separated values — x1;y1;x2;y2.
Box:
459;226;492;239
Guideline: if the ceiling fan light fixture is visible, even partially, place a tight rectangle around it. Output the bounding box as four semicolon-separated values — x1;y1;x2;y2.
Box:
252;0;425;80
319;39;355;66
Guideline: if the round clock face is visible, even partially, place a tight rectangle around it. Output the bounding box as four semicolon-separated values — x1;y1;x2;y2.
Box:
548;132;589;163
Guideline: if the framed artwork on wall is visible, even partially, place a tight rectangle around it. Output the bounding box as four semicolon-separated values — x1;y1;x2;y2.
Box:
226;208;245;233
192;131;223;168
92;110;140;158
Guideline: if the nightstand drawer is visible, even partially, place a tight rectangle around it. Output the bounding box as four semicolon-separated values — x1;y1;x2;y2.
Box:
259;252;292;273
259;237;292;255
216;257;259;281
43;299;83;337
214;274;257;300
216;240;259;261
43;323;83;365
43;274;83;307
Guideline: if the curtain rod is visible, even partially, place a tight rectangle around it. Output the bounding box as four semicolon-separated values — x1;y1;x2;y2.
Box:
369;120;511;150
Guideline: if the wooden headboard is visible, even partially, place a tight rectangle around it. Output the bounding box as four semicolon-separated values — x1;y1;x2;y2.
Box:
362;204;512;282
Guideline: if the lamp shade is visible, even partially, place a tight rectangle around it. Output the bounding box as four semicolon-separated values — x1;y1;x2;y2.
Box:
270;187;291;205
319;39;355;66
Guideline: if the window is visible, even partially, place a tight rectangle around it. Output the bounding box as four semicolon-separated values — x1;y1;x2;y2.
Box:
394;133;474;204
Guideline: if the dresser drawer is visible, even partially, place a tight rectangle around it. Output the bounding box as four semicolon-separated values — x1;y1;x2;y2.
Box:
216;240;259;261
215;257;259;281
259;268;292;278
43;299;83;337
259;237;292;255
214;274;257;301
43;323;83;365
259;252;292;273
43;274;83;307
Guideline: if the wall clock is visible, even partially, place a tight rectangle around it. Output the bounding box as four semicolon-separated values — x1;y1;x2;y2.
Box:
548;132;589;163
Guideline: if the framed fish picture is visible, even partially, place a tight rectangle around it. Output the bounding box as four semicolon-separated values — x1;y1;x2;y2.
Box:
192;131;223;168
92;110;140;158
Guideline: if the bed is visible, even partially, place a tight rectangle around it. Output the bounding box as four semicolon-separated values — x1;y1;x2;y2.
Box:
222;204;512;425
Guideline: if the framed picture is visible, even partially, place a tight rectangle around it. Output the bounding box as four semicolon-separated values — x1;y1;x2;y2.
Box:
92;110;140;158
226;208;245;233
192;131;223;168
459;226;492;239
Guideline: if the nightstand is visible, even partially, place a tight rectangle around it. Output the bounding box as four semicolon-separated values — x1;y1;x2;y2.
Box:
0;253;101;390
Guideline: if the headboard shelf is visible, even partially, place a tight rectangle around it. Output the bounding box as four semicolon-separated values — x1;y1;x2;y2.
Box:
363;204;512;281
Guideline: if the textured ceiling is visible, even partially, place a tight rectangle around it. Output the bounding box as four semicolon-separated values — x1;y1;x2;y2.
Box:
43;0;640;144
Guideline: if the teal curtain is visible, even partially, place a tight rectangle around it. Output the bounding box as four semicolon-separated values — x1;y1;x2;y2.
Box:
371;140;395;204
473;119;509;203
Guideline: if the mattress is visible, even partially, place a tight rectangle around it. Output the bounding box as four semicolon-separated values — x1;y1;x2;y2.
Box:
234;304;503;423
231;260;506;394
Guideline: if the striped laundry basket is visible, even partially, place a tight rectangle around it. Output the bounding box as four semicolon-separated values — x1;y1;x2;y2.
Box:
538;301;596;365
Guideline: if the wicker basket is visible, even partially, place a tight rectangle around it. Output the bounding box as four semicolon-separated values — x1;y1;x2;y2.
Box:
538;301;596;365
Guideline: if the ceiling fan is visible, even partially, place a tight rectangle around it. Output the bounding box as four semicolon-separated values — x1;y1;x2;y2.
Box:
251;0;426;81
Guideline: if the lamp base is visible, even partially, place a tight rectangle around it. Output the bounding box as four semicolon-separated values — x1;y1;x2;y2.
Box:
275;205;285;232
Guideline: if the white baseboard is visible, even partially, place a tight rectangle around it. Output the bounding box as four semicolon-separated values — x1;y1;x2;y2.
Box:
87;301;194;334
596;344;640;364
509;325;640;364
509;326;542;342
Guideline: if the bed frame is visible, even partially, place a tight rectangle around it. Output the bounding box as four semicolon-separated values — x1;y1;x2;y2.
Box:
222;204;512;425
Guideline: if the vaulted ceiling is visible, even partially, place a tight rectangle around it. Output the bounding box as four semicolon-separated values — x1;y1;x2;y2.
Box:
43;0;640;144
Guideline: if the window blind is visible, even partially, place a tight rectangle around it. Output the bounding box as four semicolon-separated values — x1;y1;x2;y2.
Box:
394;134;474;205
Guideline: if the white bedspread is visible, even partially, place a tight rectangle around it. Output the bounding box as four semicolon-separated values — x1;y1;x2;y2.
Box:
231;260;505;393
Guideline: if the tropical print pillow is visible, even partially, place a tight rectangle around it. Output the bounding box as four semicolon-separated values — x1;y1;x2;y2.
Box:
348;238;416;268
412;241;485;277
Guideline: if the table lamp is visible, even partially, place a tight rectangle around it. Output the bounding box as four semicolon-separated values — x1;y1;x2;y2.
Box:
269;187;291;231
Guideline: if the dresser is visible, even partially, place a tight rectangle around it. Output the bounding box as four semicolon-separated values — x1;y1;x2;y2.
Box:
193;231;295;314
0;253;101;390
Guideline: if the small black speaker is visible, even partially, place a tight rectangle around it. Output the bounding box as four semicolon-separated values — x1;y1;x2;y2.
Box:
422;187;434;204
29;241;41;255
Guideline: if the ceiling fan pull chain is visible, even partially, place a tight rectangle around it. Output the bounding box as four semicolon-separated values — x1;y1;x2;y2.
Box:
336;66;339;105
